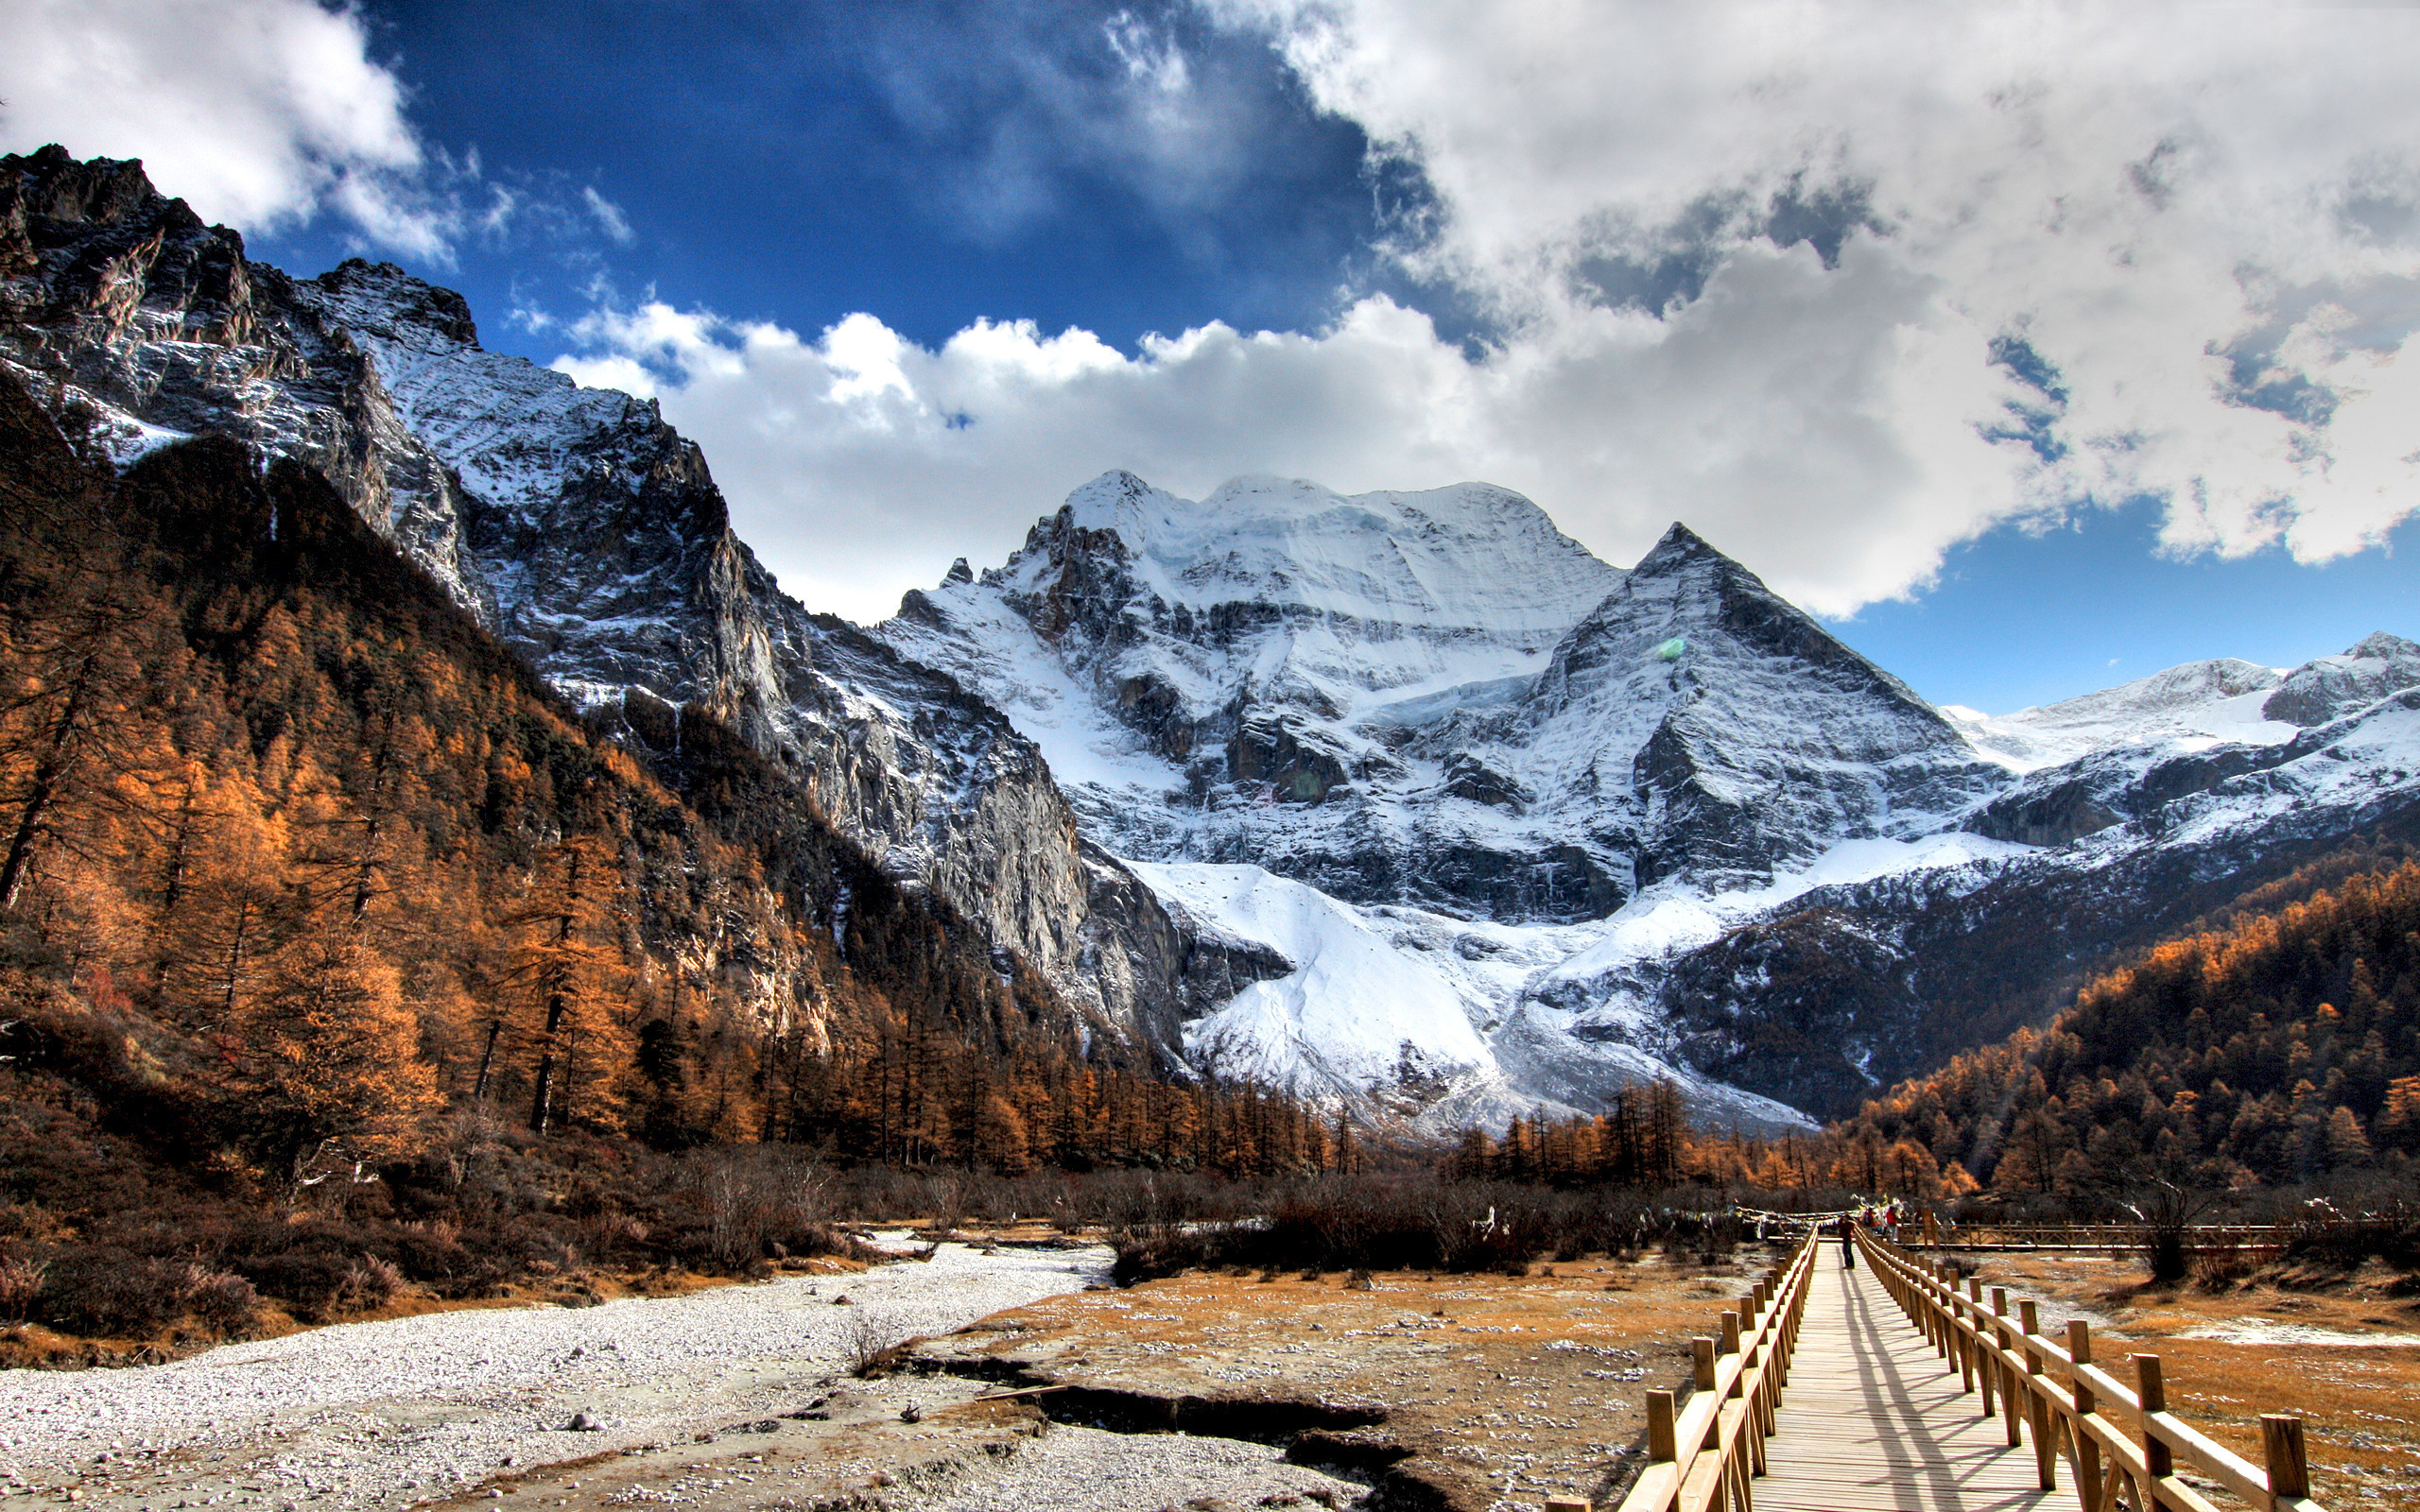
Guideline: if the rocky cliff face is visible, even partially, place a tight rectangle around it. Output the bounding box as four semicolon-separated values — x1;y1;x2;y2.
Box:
0;145;1239;1061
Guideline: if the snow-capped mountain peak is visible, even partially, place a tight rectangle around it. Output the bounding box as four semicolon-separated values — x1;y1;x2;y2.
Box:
1946;657;2293;774
890;483;2004;917
1001;470;1621;634
2262;631;2420;727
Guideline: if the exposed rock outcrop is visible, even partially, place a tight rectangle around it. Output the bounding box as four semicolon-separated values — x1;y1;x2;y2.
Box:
0;145;1253;1064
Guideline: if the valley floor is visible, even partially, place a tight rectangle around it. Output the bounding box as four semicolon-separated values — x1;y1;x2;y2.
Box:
16;1234;2411;1512
0;1234;1769;1512
0;1235;1117;1511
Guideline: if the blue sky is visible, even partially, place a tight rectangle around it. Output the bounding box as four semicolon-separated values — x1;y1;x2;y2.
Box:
9;0;2420;713
267;0;1407;357
1832;505;2418;713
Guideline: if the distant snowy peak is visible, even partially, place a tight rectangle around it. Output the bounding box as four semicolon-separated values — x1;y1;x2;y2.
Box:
1947;657;2293;773
2263;632;2420;728
888;468;1627;801
993;470;1621;634
1947;636;2420;776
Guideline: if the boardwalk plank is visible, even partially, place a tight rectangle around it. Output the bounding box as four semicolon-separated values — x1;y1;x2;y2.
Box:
1754;1259;2071;1512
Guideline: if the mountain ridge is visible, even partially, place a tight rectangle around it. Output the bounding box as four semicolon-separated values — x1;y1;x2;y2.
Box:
0;144;1254;1081
9;143;2420;1131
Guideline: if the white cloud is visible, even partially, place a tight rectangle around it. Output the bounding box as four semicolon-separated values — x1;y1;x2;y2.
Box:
551;2;2420;627
1;0;454;256
580;185;634;245
552;238;2022;623
1207;0;2420;568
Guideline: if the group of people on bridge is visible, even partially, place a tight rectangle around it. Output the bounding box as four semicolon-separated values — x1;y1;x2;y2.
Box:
1834;1200;1912;1266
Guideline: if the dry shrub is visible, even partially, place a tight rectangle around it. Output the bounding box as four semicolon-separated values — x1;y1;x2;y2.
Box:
842;1308;906;1376
180;1266;260;1332
337;1253;403;1312
34;1249;259;1337
2192;1249;2255;1292
688;1146;840;1266
38;1248;183;1335
0;1256;45;1321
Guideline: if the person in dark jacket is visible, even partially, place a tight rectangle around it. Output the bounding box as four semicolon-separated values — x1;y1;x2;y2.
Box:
1840;1217;1856;1269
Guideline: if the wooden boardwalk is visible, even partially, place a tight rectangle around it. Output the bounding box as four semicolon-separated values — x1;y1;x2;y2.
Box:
1755;1257;2071;1512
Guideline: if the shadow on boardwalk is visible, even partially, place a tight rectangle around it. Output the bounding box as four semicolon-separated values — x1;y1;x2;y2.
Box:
1757;1263;2070;1512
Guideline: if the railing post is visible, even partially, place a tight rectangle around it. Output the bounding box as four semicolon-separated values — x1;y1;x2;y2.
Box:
2069;1319;2102;1512
1927;1262;1948;1356
2019;1298;2054;1490
1741;1304;1772;1478
2261;1415;2309;1508
1954;1277;1975;1393
1968;1280;1993;1414
1993;1288;2020;1446
1694;1336;1719;1392
2136;1354;2172;1491
1649;1387;1678;1467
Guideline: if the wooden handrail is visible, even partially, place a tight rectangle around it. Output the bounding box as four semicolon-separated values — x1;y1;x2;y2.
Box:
1917;1222;2297;1254
1854;1228;2328;1512
1616;1228;1821;1512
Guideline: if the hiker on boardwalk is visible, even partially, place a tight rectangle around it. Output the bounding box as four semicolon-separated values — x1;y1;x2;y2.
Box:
1839;1216;1856;1269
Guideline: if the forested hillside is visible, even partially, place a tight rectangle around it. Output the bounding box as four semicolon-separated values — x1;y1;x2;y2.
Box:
1837;843;2420;1194
0;373;1340;1348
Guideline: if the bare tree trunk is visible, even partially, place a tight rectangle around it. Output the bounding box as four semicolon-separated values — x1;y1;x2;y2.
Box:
528;988;566;1134
472;1019;502;1100
217;899;254;1024
0;672;90;912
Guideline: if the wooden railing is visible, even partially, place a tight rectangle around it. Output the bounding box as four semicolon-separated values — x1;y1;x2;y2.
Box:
1922;1222;2290;1254
1856;1228;2324;1512
1614;1229;1820;1512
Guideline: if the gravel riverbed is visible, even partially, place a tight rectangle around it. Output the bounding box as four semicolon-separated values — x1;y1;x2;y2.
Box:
0;1237;1113;1510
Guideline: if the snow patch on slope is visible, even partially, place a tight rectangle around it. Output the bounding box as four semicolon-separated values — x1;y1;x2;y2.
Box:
1132;861;1495;1095
887;558;1187;802
1540;832;2042;998
1124;834;2036;1130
